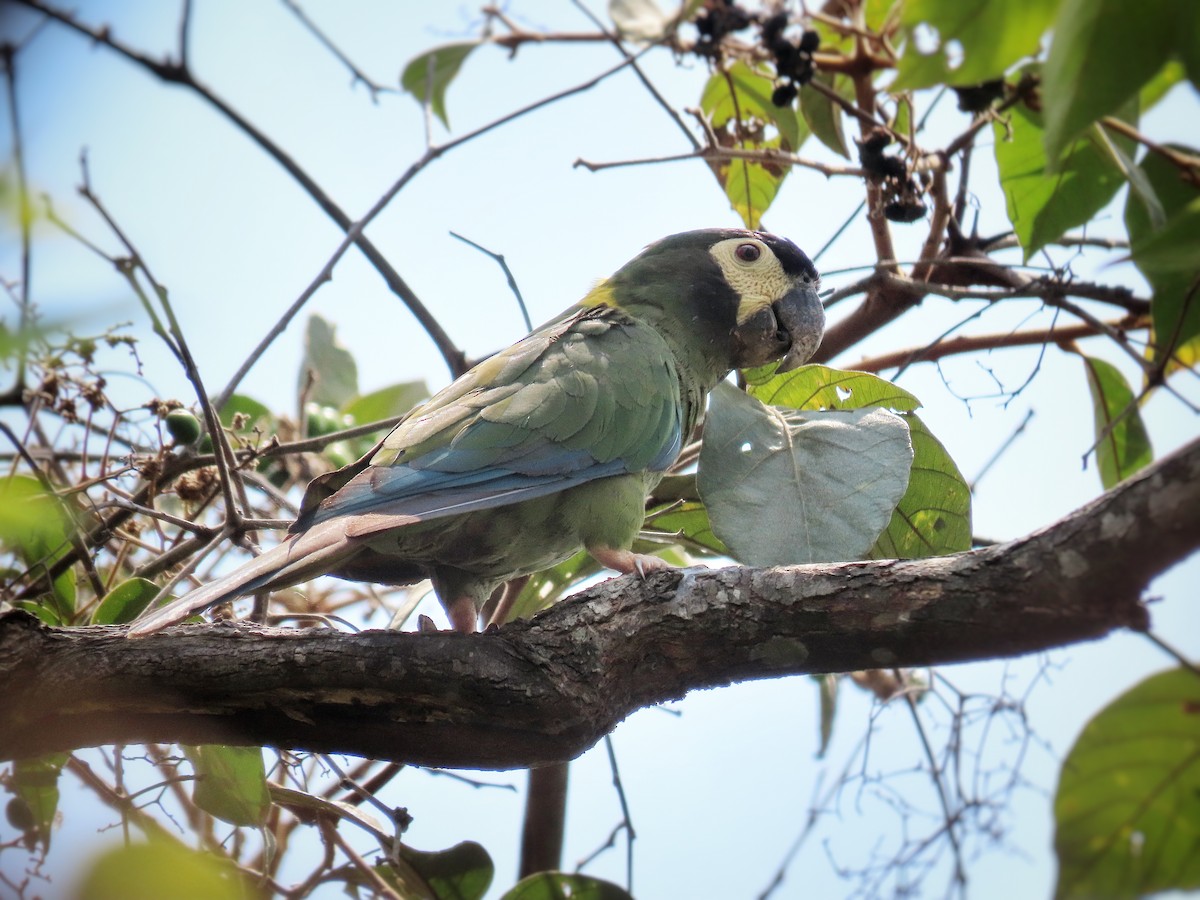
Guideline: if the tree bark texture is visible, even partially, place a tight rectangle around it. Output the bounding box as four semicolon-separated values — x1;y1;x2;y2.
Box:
2;438;1197;770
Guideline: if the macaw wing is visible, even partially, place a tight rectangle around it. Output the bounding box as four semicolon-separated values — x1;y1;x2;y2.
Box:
300;306;684;536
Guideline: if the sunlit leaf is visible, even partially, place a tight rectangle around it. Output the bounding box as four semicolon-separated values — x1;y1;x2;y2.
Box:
0;475;76;619
747;364;922;412
609;0;669;41
1042;0;1179;161
645;500;728;557
1054;667;1200;899
218;393;274;433
76;838;247;900
1077;354;1153;490
183;745;271;828
501;872;634;900
894;0;1058;90
300;314;358;409
701;61;802;150
400;42;480;128
507;551;602;622
699;383;912;566
993;92;1135;259
92;577;165;625
869;413;972;558
270;785;392;844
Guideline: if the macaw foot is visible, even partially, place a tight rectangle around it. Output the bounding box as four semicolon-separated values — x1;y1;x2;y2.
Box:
589;546;672;580
445;595;479;634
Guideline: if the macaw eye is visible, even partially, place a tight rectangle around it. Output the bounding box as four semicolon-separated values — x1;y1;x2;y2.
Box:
735;243;762;262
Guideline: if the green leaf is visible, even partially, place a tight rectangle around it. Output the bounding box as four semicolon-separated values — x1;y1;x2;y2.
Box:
1077;354;1153;490
816;673;839;759
269;785;392;845
378;841;494;900
501;872;634;900
799;73;850;159
1124;147;1200;368
698;382;913;566
701;61;802;150
300;314;358;409
1130;197;1200;277
747;363;922;412
1054;667;1200;899
8;753;67;852
400;42;480;129
1042;0;1176;161
507;551;603;622
183;745;271;827
1140;59;1185;112
76;838;247;900
93;577;165;625
218;393;274;432
869;413;972;558
894;0;1059;90
993;97;1133;259
342;380;430;424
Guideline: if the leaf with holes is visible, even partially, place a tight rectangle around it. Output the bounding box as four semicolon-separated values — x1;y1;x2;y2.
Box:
1054;667;1200;899
699;382;913;565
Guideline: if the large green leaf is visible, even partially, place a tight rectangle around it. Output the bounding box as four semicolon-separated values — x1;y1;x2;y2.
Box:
501;872;634;900
869;413;971;559
0;475;76;619
1054;667;1200;899
76;839;247;900
894;0;1059;90
300;314;358;409
183;745;271;828
994;98;1134;260
699;382;913;566
747;363;922;411
1124;148;1200;367
400;42;480;128
701;61;802;150
342;380;429;424
1078;354;1153;490
799;72;850;159
1042;0;1184;161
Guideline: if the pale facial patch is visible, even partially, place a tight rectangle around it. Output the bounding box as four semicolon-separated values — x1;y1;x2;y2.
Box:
708;237;801;323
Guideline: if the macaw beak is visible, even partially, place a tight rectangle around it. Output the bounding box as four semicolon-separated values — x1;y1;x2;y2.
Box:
773;283;825;373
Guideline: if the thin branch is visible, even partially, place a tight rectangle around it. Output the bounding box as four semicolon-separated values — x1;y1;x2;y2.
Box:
279;0;394;101
449;232;532;332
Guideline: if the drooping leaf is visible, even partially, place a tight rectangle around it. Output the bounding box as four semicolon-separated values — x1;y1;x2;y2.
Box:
93;577;165;625
270;785;392;845
1124;147;1200;369
894;0;1059;90
77;840;247;900
300;314;358;409
994;94;1135;259
869;413;972;559
1129;197;1200;277
183;745;271;828
1054;667;1200;899
699;382;913;566
376;841;494;900
816;673;840;759
1077;354;1153;490
400;42;480;128
1042;0;1179;161
799;72;850;159
501;872;634;900
8;753;67;852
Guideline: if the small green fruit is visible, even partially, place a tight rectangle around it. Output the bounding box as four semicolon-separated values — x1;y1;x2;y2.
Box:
165;410;202;445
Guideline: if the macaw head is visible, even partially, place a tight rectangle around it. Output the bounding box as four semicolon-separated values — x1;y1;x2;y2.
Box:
587;228;825;381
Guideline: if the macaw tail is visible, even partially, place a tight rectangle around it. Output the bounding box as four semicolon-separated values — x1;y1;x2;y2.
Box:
125;520;357;638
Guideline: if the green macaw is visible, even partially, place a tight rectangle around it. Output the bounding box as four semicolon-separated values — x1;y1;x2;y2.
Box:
127;229;824;636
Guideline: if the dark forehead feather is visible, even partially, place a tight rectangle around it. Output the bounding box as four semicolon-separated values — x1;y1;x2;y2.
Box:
640;228;817;281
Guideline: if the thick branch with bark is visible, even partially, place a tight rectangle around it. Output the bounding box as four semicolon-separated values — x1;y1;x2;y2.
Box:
2;438;1197;769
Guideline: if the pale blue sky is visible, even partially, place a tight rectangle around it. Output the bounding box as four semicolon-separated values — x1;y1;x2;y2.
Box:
2;2;1198;898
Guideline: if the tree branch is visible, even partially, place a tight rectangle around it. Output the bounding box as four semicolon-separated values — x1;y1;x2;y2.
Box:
3;438;1197;769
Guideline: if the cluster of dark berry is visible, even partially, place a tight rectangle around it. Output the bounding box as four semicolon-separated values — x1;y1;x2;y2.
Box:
694;0;754;57
858;129;928;223
952;79;1006;113
762;12;820;107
